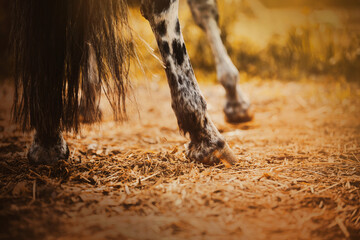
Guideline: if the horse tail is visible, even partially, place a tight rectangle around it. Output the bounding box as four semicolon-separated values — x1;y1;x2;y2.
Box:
11;0;134;135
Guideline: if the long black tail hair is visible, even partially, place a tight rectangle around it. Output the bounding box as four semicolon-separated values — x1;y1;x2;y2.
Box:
11;0;134;136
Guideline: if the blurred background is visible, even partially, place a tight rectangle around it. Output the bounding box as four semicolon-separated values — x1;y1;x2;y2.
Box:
0;0;359;83
129;0;360;84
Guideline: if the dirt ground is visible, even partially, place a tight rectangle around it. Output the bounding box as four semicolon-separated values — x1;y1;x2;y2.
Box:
0;79;359;240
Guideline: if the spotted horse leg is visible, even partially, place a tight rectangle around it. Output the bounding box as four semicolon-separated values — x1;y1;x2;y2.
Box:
141;0;237;165
187;0;252;123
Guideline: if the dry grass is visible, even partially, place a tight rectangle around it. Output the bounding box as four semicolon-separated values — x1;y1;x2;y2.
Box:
1;1;359;239
0;79;359;239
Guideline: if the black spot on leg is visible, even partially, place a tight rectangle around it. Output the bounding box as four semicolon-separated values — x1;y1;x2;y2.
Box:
216;139;225;149
165;60;171;69
175;20;180;35
165;61;178;88
154;0;172;15
203;117;208;126
159;41;170;56
168;72;178;88
156;20;167;36
182;43;187;55
172;39;185;66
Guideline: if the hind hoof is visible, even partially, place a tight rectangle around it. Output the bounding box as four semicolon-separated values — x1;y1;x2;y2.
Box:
187;140;237;167
28;133;69;165
224;102;253;123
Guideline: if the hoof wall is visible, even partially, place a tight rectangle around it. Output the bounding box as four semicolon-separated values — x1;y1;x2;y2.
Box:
224;103;253;124
27;134;69;165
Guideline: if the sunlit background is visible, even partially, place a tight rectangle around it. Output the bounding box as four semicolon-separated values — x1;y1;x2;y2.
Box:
1;0;360;83
126;0;360;84
1;0;359;123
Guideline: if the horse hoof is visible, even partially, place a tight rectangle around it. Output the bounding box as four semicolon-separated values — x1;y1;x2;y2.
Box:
187;140;237;167
27;134;69;165
224;102;253;123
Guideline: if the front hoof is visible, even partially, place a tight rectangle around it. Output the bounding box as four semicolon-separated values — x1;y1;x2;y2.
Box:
187;141;237;167
224;102;253;123
27;134;69;165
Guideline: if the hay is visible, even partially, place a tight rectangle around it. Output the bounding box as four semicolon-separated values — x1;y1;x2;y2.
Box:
0;80;359;239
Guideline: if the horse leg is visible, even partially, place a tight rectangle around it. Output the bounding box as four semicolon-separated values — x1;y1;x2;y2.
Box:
187;0;252;123
11;1;71;165
79;44;102;123
141;0;237;165
13;0;133;165
27;44;69;165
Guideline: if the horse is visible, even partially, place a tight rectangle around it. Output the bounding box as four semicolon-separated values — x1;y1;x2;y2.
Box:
11;0;252;166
